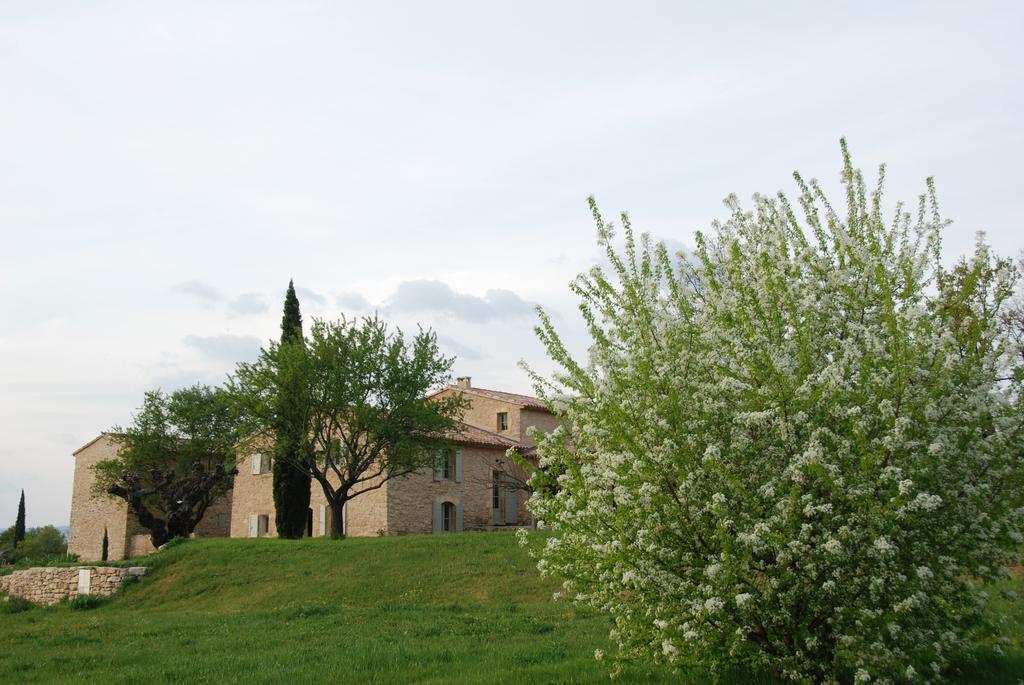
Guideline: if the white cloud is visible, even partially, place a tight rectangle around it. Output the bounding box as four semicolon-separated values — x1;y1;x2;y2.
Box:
336;292;370;311
183;334;262;364
385;280;535;323
171;280;223;302
436;334;486;362
295;287;326;308
227;293;268;317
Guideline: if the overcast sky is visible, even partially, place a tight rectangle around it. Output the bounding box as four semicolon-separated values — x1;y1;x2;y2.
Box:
1;1;1022;528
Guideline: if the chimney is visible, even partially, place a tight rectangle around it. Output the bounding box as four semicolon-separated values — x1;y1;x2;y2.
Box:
456;376;471;389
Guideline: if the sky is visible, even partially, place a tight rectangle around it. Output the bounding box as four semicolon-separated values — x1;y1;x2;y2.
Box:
1;1;1022;528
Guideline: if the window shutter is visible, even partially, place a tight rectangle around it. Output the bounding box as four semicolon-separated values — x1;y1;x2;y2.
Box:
433;451;443;481
456;503;463;532
248;514;258;538
342;502;347;537
454;449;463;483
505;488;518;524
492;472;502;524
318;505;326;536
432;501;442;533
251;454;261;475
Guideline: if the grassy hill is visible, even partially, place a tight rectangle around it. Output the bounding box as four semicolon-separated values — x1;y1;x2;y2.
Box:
0;533;1020;684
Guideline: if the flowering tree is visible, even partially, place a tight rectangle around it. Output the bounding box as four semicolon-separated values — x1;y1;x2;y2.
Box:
523;142;1024;683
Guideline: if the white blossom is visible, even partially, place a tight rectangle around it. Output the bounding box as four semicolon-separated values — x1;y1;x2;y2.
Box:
519;149;1024;684
824;539;843;555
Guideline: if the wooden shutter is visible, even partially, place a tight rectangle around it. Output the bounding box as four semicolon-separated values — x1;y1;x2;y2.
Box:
248;514;258;538
454;449;463;483
492;472;502;524
504;488;518;525
318;505;326;536
251;454;261;475
433;451;443;481
432;501;442;533
456;503;464;532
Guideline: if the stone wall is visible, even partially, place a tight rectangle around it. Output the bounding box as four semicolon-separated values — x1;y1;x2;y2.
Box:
436;387;524;440
518;408;561;447
0;565;147;605
387;444;531;534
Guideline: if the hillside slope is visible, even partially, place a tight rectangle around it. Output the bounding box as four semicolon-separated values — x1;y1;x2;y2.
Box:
1;533;1020;684
0;533;683;684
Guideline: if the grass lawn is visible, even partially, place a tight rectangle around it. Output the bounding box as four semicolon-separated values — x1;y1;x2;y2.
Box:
0;533;1020;684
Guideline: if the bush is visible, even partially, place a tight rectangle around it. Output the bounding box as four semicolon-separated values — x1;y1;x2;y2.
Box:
159;536;189;551
8;528;66;565
69;594;107;610
524;144;1024;683
0;595;33;614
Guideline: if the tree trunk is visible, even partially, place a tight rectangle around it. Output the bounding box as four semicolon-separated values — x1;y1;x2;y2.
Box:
330;496;347;538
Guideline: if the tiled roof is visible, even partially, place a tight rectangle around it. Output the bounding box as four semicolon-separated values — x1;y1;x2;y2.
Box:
449;422;521;449
456;386;551;413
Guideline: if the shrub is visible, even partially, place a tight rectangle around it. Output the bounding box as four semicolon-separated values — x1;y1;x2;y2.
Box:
6;525;67;563
524;143;1024;683
69;594;107;610
0;595;33;614
159;536;189;551
5;552;80;573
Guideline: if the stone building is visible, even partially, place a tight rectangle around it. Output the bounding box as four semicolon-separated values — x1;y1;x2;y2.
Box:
67;433;233;561
231;378;559;538
67;379;556;559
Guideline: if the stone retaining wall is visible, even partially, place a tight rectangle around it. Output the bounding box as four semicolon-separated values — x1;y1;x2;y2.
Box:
0;565;147;605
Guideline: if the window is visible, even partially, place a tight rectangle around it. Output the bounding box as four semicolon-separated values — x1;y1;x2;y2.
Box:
433;449;462;482
251;453;271;475
217;513;228;529
434;500;461;533
442;450;452;480
492;470;502;510
497;412;509;432
442;502;455;532
491;471;518;526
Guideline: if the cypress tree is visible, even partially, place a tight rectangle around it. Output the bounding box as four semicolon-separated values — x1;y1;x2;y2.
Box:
14;490;25;545
273;280;312;538
101;527;109;562
281;280;302;345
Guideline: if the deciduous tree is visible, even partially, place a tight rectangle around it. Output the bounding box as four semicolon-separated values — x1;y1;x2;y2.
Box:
13;526;67;561
93;385;240;548
232;316;467;537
